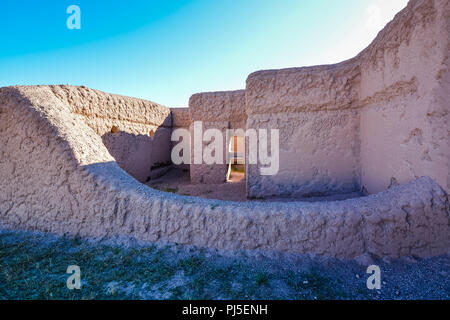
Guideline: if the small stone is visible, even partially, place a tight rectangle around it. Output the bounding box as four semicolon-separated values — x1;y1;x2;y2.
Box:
356;274;360;279
355;252;375;266
382;256;394;264
403;256;418;264
303;280;309;285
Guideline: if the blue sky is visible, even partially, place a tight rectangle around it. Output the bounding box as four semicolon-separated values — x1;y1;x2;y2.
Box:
0;0;408;107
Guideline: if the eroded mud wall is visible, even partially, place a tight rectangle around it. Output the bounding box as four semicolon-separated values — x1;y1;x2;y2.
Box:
245;62;362;199
189;90;246;184
50;85;172;183
0;0;448;259
359;0;450;194
170;107;191;171
244;0;450;198
0;86;448;259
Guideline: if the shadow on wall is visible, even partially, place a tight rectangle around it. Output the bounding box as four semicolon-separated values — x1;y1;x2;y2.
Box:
101;126;172;183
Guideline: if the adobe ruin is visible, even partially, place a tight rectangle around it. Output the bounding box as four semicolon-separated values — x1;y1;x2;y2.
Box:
0;0;448;258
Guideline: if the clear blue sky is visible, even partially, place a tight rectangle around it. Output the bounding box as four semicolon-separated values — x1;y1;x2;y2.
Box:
0;0;408;107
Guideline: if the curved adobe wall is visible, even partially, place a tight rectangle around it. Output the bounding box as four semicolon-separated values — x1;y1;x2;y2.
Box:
0;86;448;258
50;85;173;183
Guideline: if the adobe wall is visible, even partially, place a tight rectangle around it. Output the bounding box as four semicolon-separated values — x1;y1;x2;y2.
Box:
170;107;191;171
0;85;448;259
171;107;191;129
0;0;448;259
188;90;246;184
245;61;362;198
358;0;450;194
244;0;450;198
50;85;173;183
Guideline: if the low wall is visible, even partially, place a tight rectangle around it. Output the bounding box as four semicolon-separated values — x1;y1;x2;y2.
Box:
0;85;448;259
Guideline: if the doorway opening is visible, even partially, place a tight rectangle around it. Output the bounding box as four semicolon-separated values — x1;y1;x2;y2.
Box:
227;135;245;182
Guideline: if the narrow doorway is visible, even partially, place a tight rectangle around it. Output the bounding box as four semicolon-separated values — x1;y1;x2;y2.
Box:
227;135;245;182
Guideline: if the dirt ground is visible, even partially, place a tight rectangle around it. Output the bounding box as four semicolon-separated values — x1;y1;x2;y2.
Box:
146;167;246;202
146;167;363;202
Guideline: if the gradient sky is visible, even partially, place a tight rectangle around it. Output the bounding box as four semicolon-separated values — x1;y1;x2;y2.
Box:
0;0;408;107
